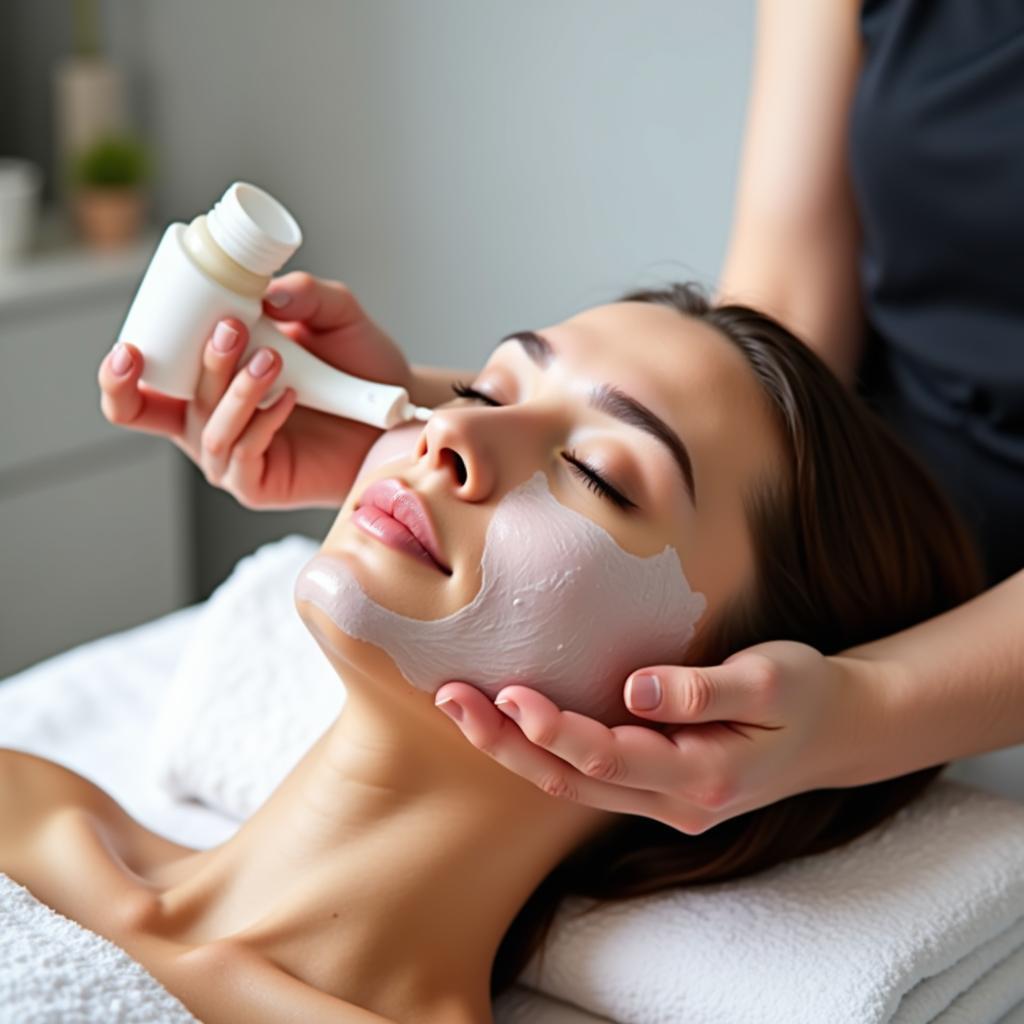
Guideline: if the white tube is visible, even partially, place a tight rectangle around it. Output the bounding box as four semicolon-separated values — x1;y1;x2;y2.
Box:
115;183;432;429
247;318;432;429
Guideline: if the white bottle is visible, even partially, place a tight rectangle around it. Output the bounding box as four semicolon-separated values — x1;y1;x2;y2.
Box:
116;181;431;429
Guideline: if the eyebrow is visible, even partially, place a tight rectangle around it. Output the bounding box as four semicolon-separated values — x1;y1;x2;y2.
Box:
497;329;698;506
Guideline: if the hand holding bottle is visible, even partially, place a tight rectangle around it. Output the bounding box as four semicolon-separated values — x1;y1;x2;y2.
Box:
98;271;417;509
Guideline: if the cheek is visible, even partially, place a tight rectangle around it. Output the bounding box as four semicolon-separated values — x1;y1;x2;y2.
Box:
475;479;707;724
353;422;424;487
324;422;424;547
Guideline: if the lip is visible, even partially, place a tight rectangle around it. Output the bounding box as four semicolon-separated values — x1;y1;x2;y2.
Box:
353;478;451;575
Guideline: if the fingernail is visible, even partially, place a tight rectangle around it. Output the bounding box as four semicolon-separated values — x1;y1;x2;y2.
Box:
247;348;276;378
435;697;463;722
265;290;291;309
212;321;240;353
111;344;132;376
627;673;661;711
495;698;521;722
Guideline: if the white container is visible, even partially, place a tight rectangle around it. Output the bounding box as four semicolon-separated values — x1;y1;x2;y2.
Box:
0;159;42;266
117;181;431;429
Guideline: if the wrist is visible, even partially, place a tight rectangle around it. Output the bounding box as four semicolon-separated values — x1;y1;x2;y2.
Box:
818;653;910;789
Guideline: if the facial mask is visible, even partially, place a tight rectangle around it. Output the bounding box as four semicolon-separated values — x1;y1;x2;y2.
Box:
294;470;707;724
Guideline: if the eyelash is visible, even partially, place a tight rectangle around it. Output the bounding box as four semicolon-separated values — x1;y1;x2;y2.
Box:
449;381;638;511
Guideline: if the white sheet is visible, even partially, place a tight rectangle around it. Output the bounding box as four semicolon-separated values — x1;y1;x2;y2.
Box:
0;603;236;849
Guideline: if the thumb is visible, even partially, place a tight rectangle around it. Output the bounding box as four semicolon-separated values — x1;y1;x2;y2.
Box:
624;659;772;723
261;271;365;332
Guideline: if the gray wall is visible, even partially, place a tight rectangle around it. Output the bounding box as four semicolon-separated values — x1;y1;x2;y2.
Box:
137;1;751;368
15;1;756;597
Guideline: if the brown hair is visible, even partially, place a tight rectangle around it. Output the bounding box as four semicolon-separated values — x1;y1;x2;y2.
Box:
490;282;985;997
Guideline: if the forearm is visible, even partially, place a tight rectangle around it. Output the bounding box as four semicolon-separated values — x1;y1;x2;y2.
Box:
836;568;1024;786
409;364;476;409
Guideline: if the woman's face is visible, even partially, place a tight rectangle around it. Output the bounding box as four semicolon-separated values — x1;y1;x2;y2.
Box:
300;300;785;717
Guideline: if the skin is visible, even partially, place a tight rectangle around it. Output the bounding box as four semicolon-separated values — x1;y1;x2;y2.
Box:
18;299;784;1022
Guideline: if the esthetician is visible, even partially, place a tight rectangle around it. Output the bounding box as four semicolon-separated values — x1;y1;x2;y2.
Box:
98;0;1023;835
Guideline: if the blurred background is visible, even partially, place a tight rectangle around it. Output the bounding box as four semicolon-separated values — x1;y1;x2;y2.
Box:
0;0;753;677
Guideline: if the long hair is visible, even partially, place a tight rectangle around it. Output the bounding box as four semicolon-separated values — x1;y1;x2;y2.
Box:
490;282;985;997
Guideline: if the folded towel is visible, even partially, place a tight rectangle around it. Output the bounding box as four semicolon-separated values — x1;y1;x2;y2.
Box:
515;779;1024;1024
151;536;1024;1023
0;872;197;1024
150;535;338;820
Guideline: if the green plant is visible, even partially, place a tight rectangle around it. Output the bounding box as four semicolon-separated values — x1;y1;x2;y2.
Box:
73;135;151;189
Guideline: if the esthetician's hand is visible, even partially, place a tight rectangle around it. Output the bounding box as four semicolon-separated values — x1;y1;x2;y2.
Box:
98;272;416;509
434;641;883;834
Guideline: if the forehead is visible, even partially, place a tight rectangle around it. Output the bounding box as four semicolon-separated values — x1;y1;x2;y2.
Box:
544;301;780;476
551;300;747;382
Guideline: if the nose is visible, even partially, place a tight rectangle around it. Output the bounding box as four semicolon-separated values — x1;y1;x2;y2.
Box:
415;403;553;502
415;407;496;501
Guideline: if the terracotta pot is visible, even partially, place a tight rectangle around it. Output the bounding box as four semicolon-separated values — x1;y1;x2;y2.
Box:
73;186;147;248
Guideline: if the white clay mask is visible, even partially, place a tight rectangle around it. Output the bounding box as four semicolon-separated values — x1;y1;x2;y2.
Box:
294;470;707;725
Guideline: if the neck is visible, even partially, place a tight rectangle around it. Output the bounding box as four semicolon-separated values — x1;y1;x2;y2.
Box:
152;662;613;1022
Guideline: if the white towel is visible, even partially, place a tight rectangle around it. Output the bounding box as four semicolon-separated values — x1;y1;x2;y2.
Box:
150;534;340;820
0;872;197;1024
150;535;1024;1023
515;779;1024;1024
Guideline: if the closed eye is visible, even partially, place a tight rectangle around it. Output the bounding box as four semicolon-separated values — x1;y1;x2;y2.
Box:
449;382;637;511
561;451;637;511
450;381;502;407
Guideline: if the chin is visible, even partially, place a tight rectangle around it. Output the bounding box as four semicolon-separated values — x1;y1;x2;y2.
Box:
296;597;422;703
317;506;475;621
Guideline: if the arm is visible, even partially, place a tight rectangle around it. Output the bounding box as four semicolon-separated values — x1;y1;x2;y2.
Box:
833;567;1024;787
714;0;866;388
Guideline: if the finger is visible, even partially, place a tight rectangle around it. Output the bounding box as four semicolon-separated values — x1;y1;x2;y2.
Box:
433;682;667;819
623;656;781;725
261;271;365;332
221;387;297;499
199;347;281;483
98;343;186;438
486;684;702;794
499;680;760;812
195;319;249;417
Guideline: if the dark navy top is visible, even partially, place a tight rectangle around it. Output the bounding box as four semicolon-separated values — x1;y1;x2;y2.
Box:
849;0;1024;586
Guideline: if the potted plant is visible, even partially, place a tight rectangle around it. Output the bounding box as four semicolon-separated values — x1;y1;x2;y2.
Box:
71;134;151;248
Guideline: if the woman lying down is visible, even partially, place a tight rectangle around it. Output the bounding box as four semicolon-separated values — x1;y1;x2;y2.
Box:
0;283;982;1023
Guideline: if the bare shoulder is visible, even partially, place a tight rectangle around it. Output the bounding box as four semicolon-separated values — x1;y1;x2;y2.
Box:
0;748;192;867
0;748;105;823
0;747;161;823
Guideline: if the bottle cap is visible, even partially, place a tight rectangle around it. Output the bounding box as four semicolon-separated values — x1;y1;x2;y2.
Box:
206;181;303;276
